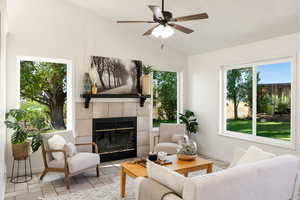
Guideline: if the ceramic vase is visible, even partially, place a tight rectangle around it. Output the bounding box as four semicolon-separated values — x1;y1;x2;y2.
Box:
142;74;151;95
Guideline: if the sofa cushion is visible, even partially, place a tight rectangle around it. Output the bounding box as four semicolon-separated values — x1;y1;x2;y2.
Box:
171;134;184;143
64;142;77;157
236;146;275;166
155;143;178;154
47;135;67;160
147;160;186;196
229;147;246;168
48;152;100;173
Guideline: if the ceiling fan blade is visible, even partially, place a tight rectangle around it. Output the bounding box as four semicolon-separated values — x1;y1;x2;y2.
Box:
173;13;208;22
169;23;194;34
117;21;155;23
148;5;164;20
143;25;159;36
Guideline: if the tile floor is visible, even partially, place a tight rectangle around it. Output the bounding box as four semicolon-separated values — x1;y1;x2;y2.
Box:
5;156;228;200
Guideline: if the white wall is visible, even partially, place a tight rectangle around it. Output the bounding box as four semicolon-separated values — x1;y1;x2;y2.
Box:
6;0;187;173
0;0;7;198
188;33;300;162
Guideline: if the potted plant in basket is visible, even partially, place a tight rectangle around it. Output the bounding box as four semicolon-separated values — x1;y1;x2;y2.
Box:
141;65;153;95
177;110;199;161
5;109;46;160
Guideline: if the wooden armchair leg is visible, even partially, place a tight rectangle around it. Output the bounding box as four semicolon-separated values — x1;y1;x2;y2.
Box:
96;165;100;177
64;172;70;189
40;170;47;180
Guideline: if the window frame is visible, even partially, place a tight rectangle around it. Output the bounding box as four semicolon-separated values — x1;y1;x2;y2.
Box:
17;56;74;132
219;56;297;150
151;70;183;130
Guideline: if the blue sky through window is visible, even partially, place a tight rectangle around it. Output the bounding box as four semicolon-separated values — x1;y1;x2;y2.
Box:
256;62;291;84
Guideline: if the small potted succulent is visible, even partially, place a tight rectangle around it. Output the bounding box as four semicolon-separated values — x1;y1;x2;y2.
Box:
141;65;153;95
177;110;199;161
5;109;46;160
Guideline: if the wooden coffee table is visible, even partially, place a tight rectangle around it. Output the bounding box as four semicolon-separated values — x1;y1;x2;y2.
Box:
120;155;213;198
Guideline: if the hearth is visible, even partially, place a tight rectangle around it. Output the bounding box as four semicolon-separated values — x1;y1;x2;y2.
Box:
93;117;137;162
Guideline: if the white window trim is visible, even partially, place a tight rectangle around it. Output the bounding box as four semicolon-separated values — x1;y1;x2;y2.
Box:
219;56;297;150
151;70;183;130
17;56;74;132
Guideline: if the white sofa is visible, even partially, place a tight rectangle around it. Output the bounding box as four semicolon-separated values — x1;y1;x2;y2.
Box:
135;155;300;200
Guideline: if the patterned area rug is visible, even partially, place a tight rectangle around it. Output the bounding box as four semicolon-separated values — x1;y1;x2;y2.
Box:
43;177;135;200
42;166;221;200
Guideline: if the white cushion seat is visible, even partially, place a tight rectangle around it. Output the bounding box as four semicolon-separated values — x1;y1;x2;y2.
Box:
48;152;100;173
154;142;178;154
153;123;186;155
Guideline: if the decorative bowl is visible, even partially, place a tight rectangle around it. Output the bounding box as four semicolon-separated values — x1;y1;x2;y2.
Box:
177;154;197;161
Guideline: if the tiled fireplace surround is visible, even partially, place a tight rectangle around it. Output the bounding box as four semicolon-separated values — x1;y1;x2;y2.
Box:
75;101;151;157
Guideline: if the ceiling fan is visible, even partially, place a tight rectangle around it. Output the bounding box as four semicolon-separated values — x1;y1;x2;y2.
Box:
117;0;209;38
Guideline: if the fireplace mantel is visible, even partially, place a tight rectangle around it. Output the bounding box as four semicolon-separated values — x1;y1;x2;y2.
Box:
81;93;151;108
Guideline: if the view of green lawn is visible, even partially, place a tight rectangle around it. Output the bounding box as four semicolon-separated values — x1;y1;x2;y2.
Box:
227;119;291;141
153;119;177;128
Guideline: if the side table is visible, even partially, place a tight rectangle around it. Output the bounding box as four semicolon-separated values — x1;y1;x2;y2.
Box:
10;155;32;183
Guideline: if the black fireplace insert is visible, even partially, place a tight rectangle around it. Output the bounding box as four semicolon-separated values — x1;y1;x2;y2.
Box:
93;117;137;162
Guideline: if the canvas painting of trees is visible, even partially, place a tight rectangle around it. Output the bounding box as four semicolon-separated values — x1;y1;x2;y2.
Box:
90;56;141;94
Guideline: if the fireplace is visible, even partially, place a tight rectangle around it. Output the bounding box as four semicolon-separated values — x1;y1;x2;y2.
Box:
93;117;137;162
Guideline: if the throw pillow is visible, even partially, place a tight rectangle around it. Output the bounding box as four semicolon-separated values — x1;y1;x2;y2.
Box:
171;134;184;143
64;142;77;157
236;146;276;166
48;135;67;160
147;160;186;196
229;147;246;168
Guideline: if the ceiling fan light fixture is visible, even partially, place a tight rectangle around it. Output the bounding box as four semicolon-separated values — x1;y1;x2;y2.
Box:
152;25;174;39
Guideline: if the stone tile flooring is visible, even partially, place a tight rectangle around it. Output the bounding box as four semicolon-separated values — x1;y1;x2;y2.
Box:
5;156;228;200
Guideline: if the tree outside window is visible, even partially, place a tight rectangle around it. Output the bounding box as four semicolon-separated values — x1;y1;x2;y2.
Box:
225;61;292;141
152;71;177;128
20;61;67;131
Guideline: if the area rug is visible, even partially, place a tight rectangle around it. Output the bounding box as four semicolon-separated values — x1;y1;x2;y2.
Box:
42;165;221;200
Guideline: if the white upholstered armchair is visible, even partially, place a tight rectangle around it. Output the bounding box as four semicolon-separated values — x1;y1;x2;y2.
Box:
152;123;186;154
40;131;100;189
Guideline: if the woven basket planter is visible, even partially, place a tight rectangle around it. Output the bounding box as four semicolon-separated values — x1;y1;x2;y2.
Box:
177;154;197;161
12;142;31;160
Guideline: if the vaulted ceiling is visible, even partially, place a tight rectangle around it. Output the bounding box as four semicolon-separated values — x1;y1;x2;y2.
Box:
65;0;299;55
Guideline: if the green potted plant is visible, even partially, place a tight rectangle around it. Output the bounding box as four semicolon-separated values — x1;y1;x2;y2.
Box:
141;65;153;95
5;109;46;160
179;110;198;138
177;110;199;161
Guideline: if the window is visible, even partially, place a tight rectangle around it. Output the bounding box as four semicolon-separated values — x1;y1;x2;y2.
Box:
152;70;178;128
19;57;72;132
221;58;295;147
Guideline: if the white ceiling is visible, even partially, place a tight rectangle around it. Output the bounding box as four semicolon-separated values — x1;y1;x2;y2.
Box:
65;0;300;55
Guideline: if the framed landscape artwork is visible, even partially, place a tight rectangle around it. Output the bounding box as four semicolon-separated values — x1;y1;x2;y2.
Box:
90;56;142;95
